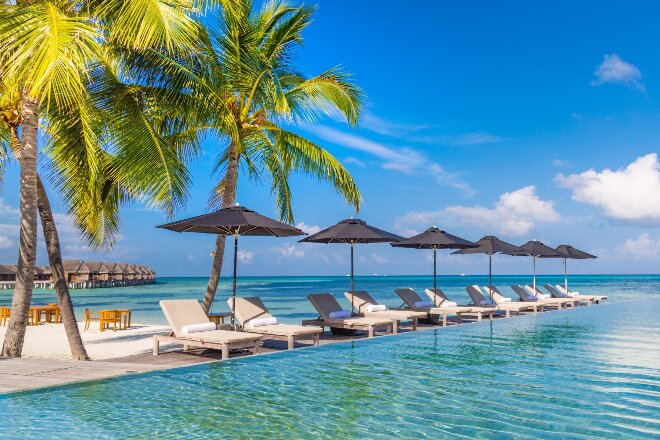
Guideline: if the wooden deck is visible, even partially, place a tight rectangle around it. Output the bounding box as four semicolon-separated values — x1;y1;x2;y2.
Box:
0;312;517;394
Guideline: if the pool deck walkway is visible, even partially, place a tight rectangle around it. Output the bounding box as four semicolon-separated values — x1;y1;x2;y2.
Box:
0;320;441;393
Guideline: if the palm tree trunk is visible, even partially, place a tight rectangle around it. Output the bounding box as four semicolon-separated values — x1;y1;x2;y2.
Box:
201;143;239;313
2;96;39;357
37;176;90;360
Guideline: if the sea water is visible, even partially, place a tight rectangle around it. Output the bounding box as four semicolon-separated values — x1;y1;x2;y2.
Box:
1;274;658;324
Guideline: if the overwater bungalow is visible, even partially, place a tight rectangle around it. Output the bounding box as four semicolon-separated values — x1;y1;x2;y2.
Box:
86;262;111;288
62;260;91;288
0;264;17;289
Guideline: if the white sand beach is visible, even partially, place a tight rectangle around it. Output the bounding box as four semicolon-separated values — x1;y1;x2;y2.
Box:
0;323;172;360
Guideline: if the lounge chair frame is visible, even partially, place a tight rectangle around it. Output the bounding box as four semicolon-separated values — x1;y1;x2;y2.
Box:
303;293;394;337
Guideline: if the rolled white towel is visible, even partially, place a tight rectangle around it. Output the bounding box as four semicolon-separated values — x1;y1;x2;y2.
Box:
440;301;457;308
479;299;495;306
499;297;512;303
538;293;551;299
181;322;216;334
329;310;352;319
365;304;387;312
414;300;433;308
247;317;278;328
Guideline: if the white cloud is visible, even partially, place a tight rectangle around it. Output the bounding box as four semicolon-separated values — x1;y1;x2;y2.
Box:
450;132;504;146
187;253;195;261
369;253;389;264
397;186;559;237
237;250;254;264
277;244;305;259
296;222;321;235
362;114;430;137
343;156;366;167
592;54;645;92
306;125;474;196
0;199;19;219
556;153;660;225
0;234;12;249
616;233;660;260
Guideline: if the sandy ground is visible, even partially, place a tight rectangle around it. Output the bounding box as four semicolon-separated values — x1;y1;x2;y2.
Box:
0;322;172;360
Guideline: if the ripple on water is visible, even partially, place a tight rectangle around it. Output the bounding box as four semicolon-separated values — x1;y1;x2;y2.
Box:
1;298;659;439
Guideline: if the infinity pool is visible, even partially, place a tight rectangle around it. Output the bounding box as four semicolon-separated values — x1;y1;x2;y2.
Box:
2;299;659;439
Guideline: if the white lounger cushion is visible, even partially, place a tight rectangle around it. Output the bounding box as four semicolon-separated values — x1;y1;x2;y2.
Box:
440;301;458;308
414;300;433;308
248;317;278;328
181;322;216;334
329;310;352;319
365;304;387;312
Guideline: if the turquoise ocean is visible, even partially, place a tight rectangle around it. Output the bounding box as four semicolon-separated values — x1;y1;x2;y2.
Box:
2;274;659;325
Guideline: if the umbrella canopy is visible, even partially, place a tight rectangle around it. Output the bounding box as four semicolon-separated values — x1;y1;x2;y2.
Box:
299;219;402;311
541;244;597;292
391;227;476;294
508;240;562;292
452;235;519;300
158;205;304;324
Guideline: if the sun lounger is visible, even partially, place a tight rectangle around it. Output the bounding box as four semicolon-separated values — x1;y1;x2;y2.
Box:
344;290;427;332
154;299;262;359
425;288;497;321
510;285;558;309
229;297;322;349
554;284;607;304
525;285;578;308
302;293;395;337
394;288;478;327
464;285;511;317
484;285;543;313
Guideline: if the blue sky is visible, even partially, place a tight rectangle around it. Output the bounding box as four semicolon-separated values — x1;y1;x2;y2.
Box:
2;0;660;277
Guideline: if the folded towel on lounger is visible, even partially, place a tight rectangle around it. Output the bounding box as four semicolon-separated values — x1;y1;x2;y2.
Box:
181;322;216;334
247;317;278;328
414;300;433;308
440;301;457;308
329;310;352;319
365;304;387;312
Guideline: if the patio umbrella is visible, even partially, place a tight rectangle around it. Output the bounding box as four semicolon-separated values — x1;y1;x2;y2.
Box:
299;218;402;312
543;244;597;293
508;240;562;293
391;227;477;303
157;205;304;324
452;235;519;301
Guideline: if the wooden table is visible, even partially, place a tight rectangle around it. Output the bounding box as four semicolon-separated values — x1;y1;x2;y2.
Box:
207;312;232;325
117;309;132;330
29;305;60;326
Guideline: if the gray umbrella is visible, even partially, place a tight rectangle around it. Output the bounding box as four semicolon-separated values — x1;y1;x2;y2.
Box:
541;244;597;293
158;205;304;324
508;240;562;293
299;218;402;312
391;227;476;302
452;235;519;301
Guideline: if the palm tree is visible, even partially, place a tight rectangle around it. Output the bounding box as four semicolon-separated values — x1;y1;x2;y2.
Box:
195;0;364;312
0;0;212;358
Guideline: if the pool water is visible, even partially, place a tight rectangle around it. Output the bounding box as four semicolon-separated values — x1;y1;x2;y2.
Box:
2;298;659;438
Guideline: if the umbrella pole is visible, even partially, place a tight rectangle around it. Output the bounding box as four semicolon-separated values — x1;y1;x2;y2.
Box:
533;255;536;293
350;242;355;314
231;233;238;326
489;253;493;302
433;247;437;304
564;258;568;292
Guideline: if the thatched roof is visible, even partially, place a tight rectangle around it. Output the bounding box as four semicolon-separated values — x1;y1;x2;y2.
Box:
62;260;90;274
0;264;17;275
85;261;109;274
34;266;52;275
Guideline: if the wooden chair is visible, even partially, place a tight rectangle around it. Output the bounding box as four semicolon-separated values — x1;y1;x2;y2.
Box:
99;310;121;332
84;308;99;331
0;307;10;326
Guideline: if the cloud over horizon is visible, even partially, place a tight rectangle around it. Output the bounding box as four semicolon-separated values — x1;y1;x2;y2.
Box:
556;153;660;225
397;186;560;237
